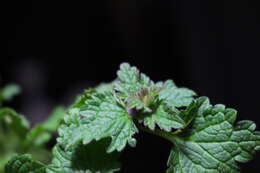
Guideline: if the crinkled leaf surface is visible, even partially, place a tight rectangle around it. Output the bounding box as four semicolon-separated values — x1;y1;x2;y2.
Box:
58;92;138;153
114;63;153;99
3;62;260;173
141;99;202;132
47;139;120;173
95;82;115;93
159;80;196;108
167;97;260;173
72;89;95;109
142;103;185;132
114;63;163;112
5;154;46;173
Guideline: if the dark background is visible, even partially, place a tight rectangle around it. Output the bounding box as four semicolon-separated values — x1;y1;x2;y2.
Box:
4;0;260;172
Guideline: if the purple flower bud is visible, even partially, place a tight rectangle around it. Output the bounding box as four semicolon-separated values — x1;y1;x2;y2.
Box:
127;108;138;116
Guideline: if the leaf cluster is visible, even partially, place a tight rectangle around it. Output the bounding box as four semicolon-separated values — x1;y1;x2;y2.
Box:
4;63;260;173
0;84;66;173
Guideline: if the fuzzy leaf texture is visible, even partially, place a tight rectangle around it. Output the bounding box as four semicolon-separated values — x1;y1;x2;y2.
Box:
114;63;195;131
158;80;196;108
167;97;260;173
58;92;138;153
114;63;156;111
3;62;260;173
115;63;152;98
142;103;186;132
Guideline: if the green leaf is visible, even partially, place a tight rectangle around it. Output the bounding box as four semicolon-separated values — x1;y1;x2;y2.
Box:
167;97;260;173
5;154;46;173
114;63;153;99
0;108;29;172
127;86;163;112
72;89;95;109
159;80;196;108
140;97;201;132
58;92;138;153
115;63;167;112
0;84;21;104
23;125;52;151
42;106;66;131
142;103;185;132
22;106;66;151
95;82;115;93
47;139;120;173
0;108;29;138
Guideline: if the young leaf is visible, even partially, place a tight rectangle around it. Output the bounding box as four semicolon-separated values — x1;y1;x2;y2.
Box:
47;139;120;173
115;63;153;99
167;97;260;173
58;92;138;153
115;63;167;113
138;87;198;132
5;154;47;173
141;103;185;132
159;80;196;108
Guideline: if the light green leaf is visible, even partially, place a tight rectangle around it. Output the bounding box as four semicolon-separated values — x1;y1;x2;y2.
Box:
114;63;153;99
58;92;138;153
22;106;66;151
167;97;260;173
47;139;120;173
142;103;185;132
0;108;30;172
140;97;201;132
72;89;95;109
5;154;46;173
42;106;66;131
95;82;115;93
0;84;21;104
114;63;166;112
0;108;29;138
159;80;196;108
23;125;52;151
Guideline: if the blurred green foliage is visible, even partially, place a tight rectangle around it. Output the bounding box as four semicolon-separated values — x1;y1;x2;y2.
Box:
0;84;66;173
